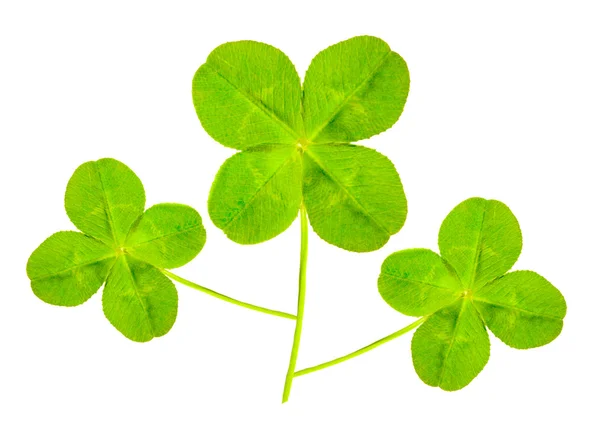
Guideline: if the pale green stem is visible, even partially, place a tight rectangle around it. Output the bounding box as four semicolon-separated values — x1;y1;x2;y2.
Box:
161;269;296;320
282;205;309;403
294;316;427;377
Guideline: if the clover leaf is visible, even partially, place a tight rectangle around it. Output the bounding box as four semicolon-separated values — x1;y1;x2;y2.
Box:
192;36;410;252
27;158;206;342
378;197;567;391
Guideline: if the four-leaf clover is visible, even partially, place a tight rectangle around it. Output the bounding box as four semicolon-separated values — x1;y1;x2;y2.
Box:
378;197;567;390
192;36;410;252
27;158;206;342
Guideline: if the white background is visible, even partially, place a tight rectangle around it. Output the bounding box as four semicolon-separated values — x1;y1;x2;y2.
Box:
1;1;598;433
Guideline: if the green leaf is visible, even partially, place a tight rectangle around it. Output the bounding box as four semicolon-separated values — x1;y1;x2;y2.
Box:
474;271;567;349
302;144;406;252
303;36;410;143
376;197;566;391
103;256;178;342
412;299;490;391
126;203;206;269
438;198;522;291
28;158;207;342
208;145;302;244
192;41;303;150
65;158;145;247
27;231;115;306
378;249;462;316
194;37;412;253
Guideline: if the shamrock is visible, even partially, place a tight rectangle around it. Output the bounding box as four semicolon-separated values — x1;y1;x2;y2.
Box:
192;35;410;252
27;158;206;342
378;197;567;390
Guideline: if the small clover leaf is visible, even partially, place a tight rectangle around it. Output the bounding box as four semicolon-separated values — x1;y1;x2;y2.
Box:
378;197;567;391
193;36;409;252
27;158;206;342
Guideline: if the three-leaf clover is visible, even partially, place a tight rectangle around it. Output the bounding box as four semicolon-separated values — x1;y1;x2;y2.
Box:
378;197;567;390
27;158;206;342
192;35;410;252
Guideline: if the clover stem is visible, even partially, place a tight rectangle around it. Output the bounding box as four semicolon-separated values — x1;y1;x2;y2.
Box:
161;269;296;320
294;316;427;378
282;205;309;403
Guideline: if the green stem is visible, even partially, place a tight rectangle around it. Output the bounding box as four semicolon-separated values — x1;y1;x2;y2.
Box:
282;205;309;403
161;269;296;320
294;316;427;378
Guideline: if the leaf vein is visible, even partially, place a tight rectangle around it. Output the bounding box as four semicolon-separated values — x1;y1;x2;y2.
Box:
122;257;156;337
307;50;392;141
473;298;564;320
127;224;201;248
438;299;469;387
381;273;457;292
206;62;300;142
304;148;390;236
31;254;116;281
222;151;298;231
